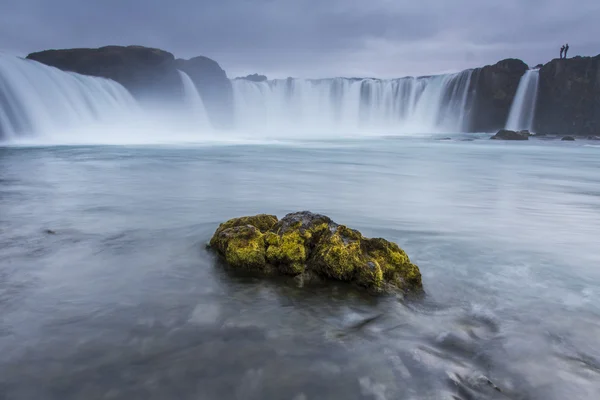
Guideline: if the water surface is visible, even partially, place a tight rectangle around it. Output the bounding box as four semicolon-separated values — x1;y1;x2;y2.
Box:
1;137;599;399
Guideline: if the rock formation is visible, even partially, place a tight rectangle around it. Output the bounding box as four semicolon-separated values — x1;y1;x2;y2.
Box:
536;55;600;136
235;73;268;82
490;129;529;140
469;59;529;132
27;46;182;100
208;212;423;294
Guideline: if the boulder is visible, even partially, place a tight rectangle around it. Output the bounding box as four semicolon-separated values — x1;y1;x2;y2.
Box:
587;136;600;140
469;59;529;132
561;136;576;141
208;212;422;294
490;129;529;140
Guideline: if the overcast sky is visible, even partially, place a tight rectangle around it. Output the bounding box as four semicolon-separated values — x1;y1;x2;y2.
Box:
1;0;599;78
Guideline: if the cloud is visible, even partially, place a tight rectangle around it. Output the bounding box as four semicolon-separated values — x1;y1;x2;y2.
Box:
1;0;599;78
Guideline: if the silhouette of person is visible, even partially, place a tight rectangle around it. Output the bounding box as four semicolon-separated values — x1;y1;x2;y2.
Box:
560;45;565;59
565;43;569;58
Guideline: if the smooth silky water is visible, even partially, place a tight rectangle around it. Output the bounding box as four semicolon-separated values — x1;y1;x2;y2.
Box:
1;137;599;399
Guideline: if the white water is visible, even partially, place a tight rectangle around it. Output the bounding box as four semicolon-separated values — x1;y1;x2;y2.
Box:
232;70;474;134
0;53;139;140
177;70;211;129
506;69;539;132
2;53;480;143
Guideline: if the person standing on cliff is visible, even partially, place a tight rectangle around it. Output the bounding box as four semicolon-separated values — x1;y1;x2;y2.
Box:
560;45;565;59
565;43;569;58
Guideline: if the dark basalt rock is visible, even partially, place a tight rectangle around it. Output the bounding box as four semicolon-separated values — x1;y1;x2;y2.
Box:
561;136;576;141
236;73;268;82
536;55;600;136
27;46;182;100
490;129;529;140
469;59;529;133
208;212;422;294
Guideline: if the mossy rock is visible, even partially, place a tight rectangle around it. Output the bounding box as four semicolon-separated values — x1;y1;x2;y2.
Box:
208;211;423;294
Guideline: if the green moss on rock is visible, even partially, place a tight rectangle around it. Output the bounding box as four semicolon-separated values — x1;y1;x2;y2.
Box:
210;225;268;270
266;230;307;275
208;211;423;294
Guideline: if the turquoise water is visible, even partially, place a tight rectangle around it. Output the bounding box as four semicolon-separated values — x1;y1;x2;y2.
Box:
1;137;599;399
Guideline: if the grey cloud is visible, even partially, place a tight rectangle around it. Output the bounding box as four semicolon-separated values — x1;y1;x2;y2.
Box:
1;0;599;78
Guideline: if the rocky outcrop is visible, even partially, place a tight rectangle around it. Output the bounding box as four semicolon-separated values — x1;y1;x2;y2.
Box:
490;129;529;140
469;59;529;132
536;55;600;136
26;46;234;128
27;46;182;100
175;57;233;128
236;73;268;82
208;212;422;294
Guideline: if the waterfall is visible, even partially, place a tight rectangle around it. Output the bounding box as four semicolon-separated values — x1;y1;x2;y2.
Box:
0;53;138;140
232;69;475;134
506;70;539;132
1;52;479;142
177;70;211;128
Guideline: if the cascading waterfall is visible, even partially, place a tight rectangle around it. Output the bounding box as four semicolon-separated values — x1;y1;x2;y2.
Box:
506;69;539;132
177;70;211;128
232;69;475;134
0;53;139;140
1;51;479;142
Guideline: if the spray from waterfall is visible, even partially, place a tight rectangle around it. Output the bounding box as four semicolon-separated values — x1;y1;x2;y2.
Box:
506;70;540;132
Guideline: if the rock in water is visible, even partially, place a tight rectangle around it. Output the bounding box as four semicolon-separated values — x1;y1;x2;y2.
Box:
208;212;422;294
490;129;529;140
561;136;576;141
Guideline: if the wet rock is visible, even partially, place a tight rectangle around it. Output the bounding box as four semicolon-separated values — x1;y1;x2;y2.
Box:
561;136;576;141
518;130;531;136
208;211;422;294
490;129;529;140
44;229;56;235
587;136;600;140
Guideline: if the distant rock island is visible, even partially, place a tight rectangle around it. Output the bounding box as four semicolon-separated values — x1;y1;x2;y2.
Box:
235;73;268;82
26;45;600;136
